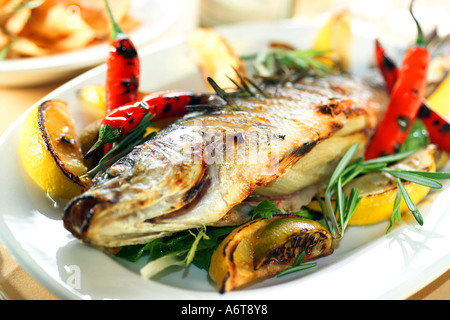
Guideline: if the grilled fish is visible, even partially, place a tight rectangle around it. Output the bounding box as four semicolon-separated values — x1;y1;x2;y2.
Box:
64;75;386;248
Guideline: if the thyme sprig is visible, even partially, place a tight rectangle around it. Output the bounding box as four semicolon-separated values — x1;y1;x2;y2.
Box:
318;143;450;239
86;112;156;177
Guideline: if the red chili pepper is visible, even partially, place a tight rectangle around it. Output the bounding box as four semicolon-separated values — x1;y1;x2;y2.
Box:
374;39;399;94
365;1;430;160
374;37;450;153
84;91;211;159
416;102;450;152
104;0;139;115
105;37;139;114
103;0;140;154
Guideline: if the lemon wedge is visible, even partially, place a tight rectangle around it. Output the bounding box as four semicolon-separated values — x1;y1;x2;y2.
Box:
19;100;91;199
187;28;245;92
209;215;333;293
78;85;106;112
312;11;353;71
427;72;450;118
78;85;147;118
308;146;436;226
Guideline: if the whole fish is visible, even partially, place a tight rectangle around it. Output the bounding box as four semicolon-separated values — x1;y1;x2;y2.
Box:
64;75;385;248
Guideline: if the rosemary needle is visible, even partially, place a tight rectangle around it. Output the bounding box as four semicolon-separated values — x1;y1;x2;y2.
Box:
277;263;317;277
277;251;317;277
86;113;156;177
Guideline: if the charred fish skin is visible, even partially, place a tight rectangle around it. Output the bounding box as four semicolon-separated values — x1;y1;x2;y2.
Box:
63;75;385;248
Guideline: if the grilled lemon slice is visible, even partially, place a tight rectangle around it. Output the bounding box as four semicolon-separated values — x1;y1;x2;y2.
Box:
427;57;450;117
312;10;353;71
308;146;436;226
253;217;333;270
187;28;245;92
209;215;333;293
19;100;91;199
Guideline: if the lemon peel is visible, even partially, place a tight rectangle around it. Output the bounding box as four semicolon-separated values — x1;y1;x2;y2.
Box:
19;100;91;199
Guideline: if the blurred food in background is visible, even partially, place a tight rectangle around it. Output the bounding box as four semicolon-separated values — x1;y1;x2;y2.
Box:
297;0;450;48
199;0;295;27
0;0;139;59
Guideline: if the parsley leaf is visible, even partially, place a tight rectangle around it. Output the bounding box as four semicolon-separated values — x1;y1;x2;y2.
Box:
250;200;280;220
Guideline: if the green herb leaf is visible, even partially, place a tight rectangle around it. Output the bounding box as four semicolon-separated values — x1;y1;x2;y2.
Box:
397;177;424;225
362;149;416;165
327;143;359;193
184;229;207;266
399;119;429;153
86;112;156;177
290;207;317;220
243;47;333;82
276;263;317;277
113;244;149;262
382;169;443;189
277;251;317;277
387;179;404;233
250;200;280;220
321;143;360;239
115;226;236;275
344;188;362;229
190;226;237;270
395;170;450;180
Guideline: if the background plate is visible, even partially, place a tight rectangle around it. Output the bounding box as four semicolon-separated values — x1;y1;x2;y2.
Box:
0;0;185;88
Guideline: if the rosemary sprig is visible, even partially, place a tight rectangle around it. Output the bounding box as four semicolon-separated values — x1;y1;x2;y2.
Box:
206;74;271;112
227;67;270;99
86;113;156;177
207;77;242;111
318;143;450;239
397;177;423;226
321;143;362;239
388;179;404;233
242;47;333;82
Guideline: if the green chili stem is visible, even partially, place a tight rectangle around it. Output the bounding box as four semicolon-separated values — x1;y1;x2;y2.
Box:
409;0;427;47
104;0;125;39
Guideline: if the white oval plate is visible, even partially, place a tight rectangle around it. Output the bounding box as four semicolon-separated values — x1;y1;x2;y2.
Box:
0;19;449;300
0;0;185;88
